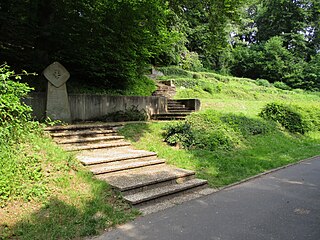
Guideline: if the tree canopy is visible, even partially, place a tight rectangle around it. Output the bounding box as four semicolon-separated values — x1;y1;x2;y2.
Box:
0;0;319;92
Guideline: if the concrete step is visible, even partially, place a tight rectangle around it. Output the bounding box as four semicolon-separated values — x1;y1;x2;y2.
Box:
89;158;166;175
45;123;123;132
152;113;189;120
139;187;217;215
79;149;157;165
123;178;207;206
168;109;193;113
168;103;185;108
54;135;124;144
152;117;187;120
62;141;131;151
168;105;187;109
50;129;118;138
97;165;195;194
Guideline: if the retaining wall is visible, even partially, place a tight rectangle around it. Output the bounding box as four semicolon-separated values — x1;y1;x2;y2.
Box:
24;93;167;121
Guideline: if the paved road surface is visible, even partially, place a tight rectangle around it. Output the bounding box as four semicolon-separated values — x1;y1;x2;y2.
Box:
93;157;320;240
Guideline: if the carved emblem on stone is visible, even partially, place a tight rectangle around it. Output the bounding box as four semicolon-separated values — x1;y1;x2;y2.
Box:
43;62;72;123
43;62;70;88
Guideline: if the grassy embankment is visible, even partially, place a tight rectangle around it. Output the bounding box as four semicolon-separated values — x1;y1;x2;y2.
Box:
120;68;320;187
0;128;138;240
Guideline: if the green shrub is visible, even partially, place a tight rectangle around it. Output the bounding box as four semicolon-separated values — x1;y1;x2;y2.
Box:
124;76;157;96
259;103;311;134
163;117;236;151
255;79;271;87
180;51;203;71
0;64;35;143
220;114;273;136
163;110;274;151
0;64;48;206
163;121;195;148
273;81;291;90
158;66;193;77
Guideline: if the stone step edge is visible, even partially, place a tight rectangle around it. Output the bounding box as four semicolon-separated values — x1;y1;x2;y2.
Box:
90;159;166;175
50;129;118;137
111;170;195;192
168;106;187;109
80;152;157;166
138;187;217;215
63;142;131;152
45;123;124;131
168;110;193;113
152;116;187;120
56;136;124;144
124;179;207;205
167;104;185;108
153;113;190;116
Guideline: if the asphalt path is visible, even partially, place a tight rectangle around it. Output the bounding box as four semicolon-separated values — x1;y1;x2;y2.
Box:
93;156;320;240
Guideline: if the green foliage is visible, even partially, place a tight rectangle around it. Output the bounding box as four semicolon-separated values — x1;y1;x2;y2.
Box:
163;110;273;151
163;121;194;147
158;66;193;77
0;64;47;206
259;102;320;134
0;0;177;93
0;64;138;238
273;81;291;90
120;121;320;188
255;79;271;87
230;37;311;89
220;113;273;136
0;64;35;143
302;53;320;91
180;51;204;71
124;76;157;96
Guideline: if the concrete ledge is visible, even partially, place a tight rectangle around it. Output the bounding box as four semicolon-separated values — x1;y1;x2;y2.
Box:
173;99;201;111
24;93;167;121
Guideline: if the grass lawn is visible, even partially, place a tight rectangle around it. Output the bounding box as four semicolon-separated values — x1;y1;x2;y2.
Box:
120;69;320;188
0;132;138;240
120;122;320;187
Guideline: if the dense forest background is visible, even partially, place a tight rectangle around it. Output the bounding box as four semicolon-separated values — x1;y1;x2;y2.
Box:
0;0;319;93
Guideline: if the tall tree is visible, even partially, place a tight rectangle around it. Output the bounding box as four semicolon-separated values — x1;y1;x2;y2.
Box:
0;0;177;91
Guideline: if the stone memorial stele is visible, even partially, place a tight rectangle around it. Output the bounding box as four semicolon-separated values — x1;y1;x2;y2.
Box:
43;62;72;123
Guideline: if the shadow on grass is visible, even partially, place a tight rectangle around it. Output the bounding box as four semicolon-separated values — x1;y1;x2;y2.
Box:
119;122;151;142
119;120;320;188
185;130;320;187
5;175;138;240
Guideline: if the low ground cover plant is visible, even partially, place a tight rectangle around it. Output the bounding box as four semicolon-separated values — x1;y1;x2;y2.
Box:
164;110;273;151
259;102;320;134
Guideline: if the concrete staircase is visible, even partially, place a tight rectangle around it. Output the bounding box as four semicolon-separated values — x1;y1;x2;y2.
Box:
152;100;194;120
46;123;215;214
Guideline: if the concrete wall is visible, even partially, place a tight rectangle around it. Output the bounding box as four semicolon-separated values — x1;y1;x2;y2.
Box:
175;99;201;111
24;93;167;121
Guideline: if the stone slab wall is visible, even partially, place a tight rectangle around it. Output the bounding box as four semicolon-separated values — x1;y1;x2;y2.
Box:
24;93;167;121
175;99;201;111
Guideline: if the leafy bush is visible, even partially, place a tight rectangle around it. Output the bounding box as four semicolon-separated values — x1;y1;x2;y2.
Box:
124;76;157;96
158;66;193;77
220;114;273;136
163;121;194;148
0;64;34;143
258;102;320;134
273;81;291;90
255;79;271;87
180;51;203;71
163;110;273;151
0;64;49;206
